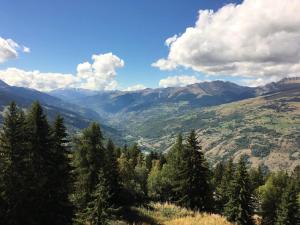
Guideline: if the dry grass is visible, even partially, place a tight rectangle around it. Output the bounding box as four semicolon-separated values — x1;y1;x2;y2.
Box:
121;202;233;225
165;213;232;225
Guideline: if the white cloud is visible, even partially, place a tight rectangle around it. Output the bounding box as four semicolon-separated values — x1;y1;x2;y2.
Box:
165;35;178;47
242;77;276;87
0;68;77;92
242;74;297;87
76;52;124;90
151;58;177;71
0;37;20;63
23;46;30;53
159;75;201;88
153;0;300;81
123;84;146;92
0;52;125;91
0;37;30;63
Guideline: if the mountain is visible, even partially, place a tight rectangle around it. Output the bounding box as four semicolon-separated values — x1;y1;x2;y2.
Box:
256;77;300;95
49;88;101;102
133;88;300;171
49;78;300;171
0;80;122;142
50;80;256;114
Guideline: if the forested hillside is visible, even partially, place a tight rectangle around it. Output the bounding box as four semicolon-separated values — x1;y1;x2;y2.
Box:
1;78;299;172
0;80;123;142
129;89;300;172
0;102;299;225
50;78;300;172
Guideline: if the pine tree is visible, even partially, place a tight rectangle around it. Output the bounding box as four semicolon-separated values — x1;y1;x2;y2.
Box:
0;102;26;225
291;165;300;192
80;170;111;225
134;153;148;203
249;165;265;214
215;158;235;213
249;165;265;193
224;157;254;225
258;172;289;225
166;134;184;201
224;177;240;223
127;143;141;167
145;151;158;171
147;160;163;200
50;115;73;225
73;122;105;224
275;183;300;225
117;152;136;204
176;130;212;211
24;102;54;225
213;162;225;187
213;161;225;213
103;139;122;208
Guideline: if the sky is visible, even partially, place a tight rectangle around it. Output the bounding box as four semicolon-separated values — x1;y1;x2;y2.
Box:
0;0;300;91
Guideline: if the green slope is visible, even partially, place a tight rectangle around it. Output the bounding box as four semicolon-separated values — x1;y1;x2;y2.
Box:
110;89;299;171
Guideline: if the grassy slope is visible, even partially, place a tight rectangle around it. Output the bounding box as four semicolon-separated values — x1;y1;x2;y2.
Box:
110;89;300;171
114;202;232;225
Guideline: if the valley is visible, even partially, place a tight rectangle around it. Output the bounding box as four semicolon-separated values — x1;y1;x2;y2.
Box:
1;77;299;171
50;77;300;171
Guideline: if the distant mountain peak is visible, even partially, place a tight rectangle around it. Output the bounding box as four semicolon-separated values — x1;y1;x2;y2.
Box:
0;79;10;88
278;77;300;84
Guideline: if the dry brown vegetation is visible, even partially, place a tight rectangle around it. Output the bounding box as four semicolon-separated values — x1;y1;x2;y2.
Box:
115;202;233;225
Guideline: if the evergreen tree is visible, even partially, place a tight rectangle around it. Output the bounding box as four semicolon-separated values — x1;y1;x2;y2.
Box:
224;177;240;223
24;102;54;225
215;158;235;213
145;151;158;171
176;130;212;211
158;152;167;166
165;134;184;201
103;139;122;207
80;170;111;225
224;157;254;225
213;161;225;213
147;160;163;201
117;153;135;204
134;154;148;202
213;161;225;187
219;159;235;198
50;115;73;225
258;172;289;225
73;122;105;223
275;183;300;225
0;102;26;225
249;165;265;193
127;143;141;167
291;165;300;192
249;165;265;214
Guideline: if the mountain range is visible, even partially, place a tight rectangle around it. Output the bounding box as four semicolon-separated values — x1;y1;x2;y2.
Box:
0;80;122;141
1;77;299;171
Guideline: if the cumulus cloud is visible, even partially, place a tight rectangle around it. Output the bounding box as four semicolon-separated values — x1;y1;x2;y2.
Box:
151;58;177;71
77;53;124;90
165;35;178;47
0;37;30;63
0;37;20;63
123;84;146;92
0;52;125;91
153;0;300;81
159;75;201;88
0;68;77;92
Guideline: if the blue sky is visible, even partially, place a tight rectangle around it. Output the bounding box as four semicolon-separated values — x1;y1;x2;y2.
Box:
0;0;298;91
